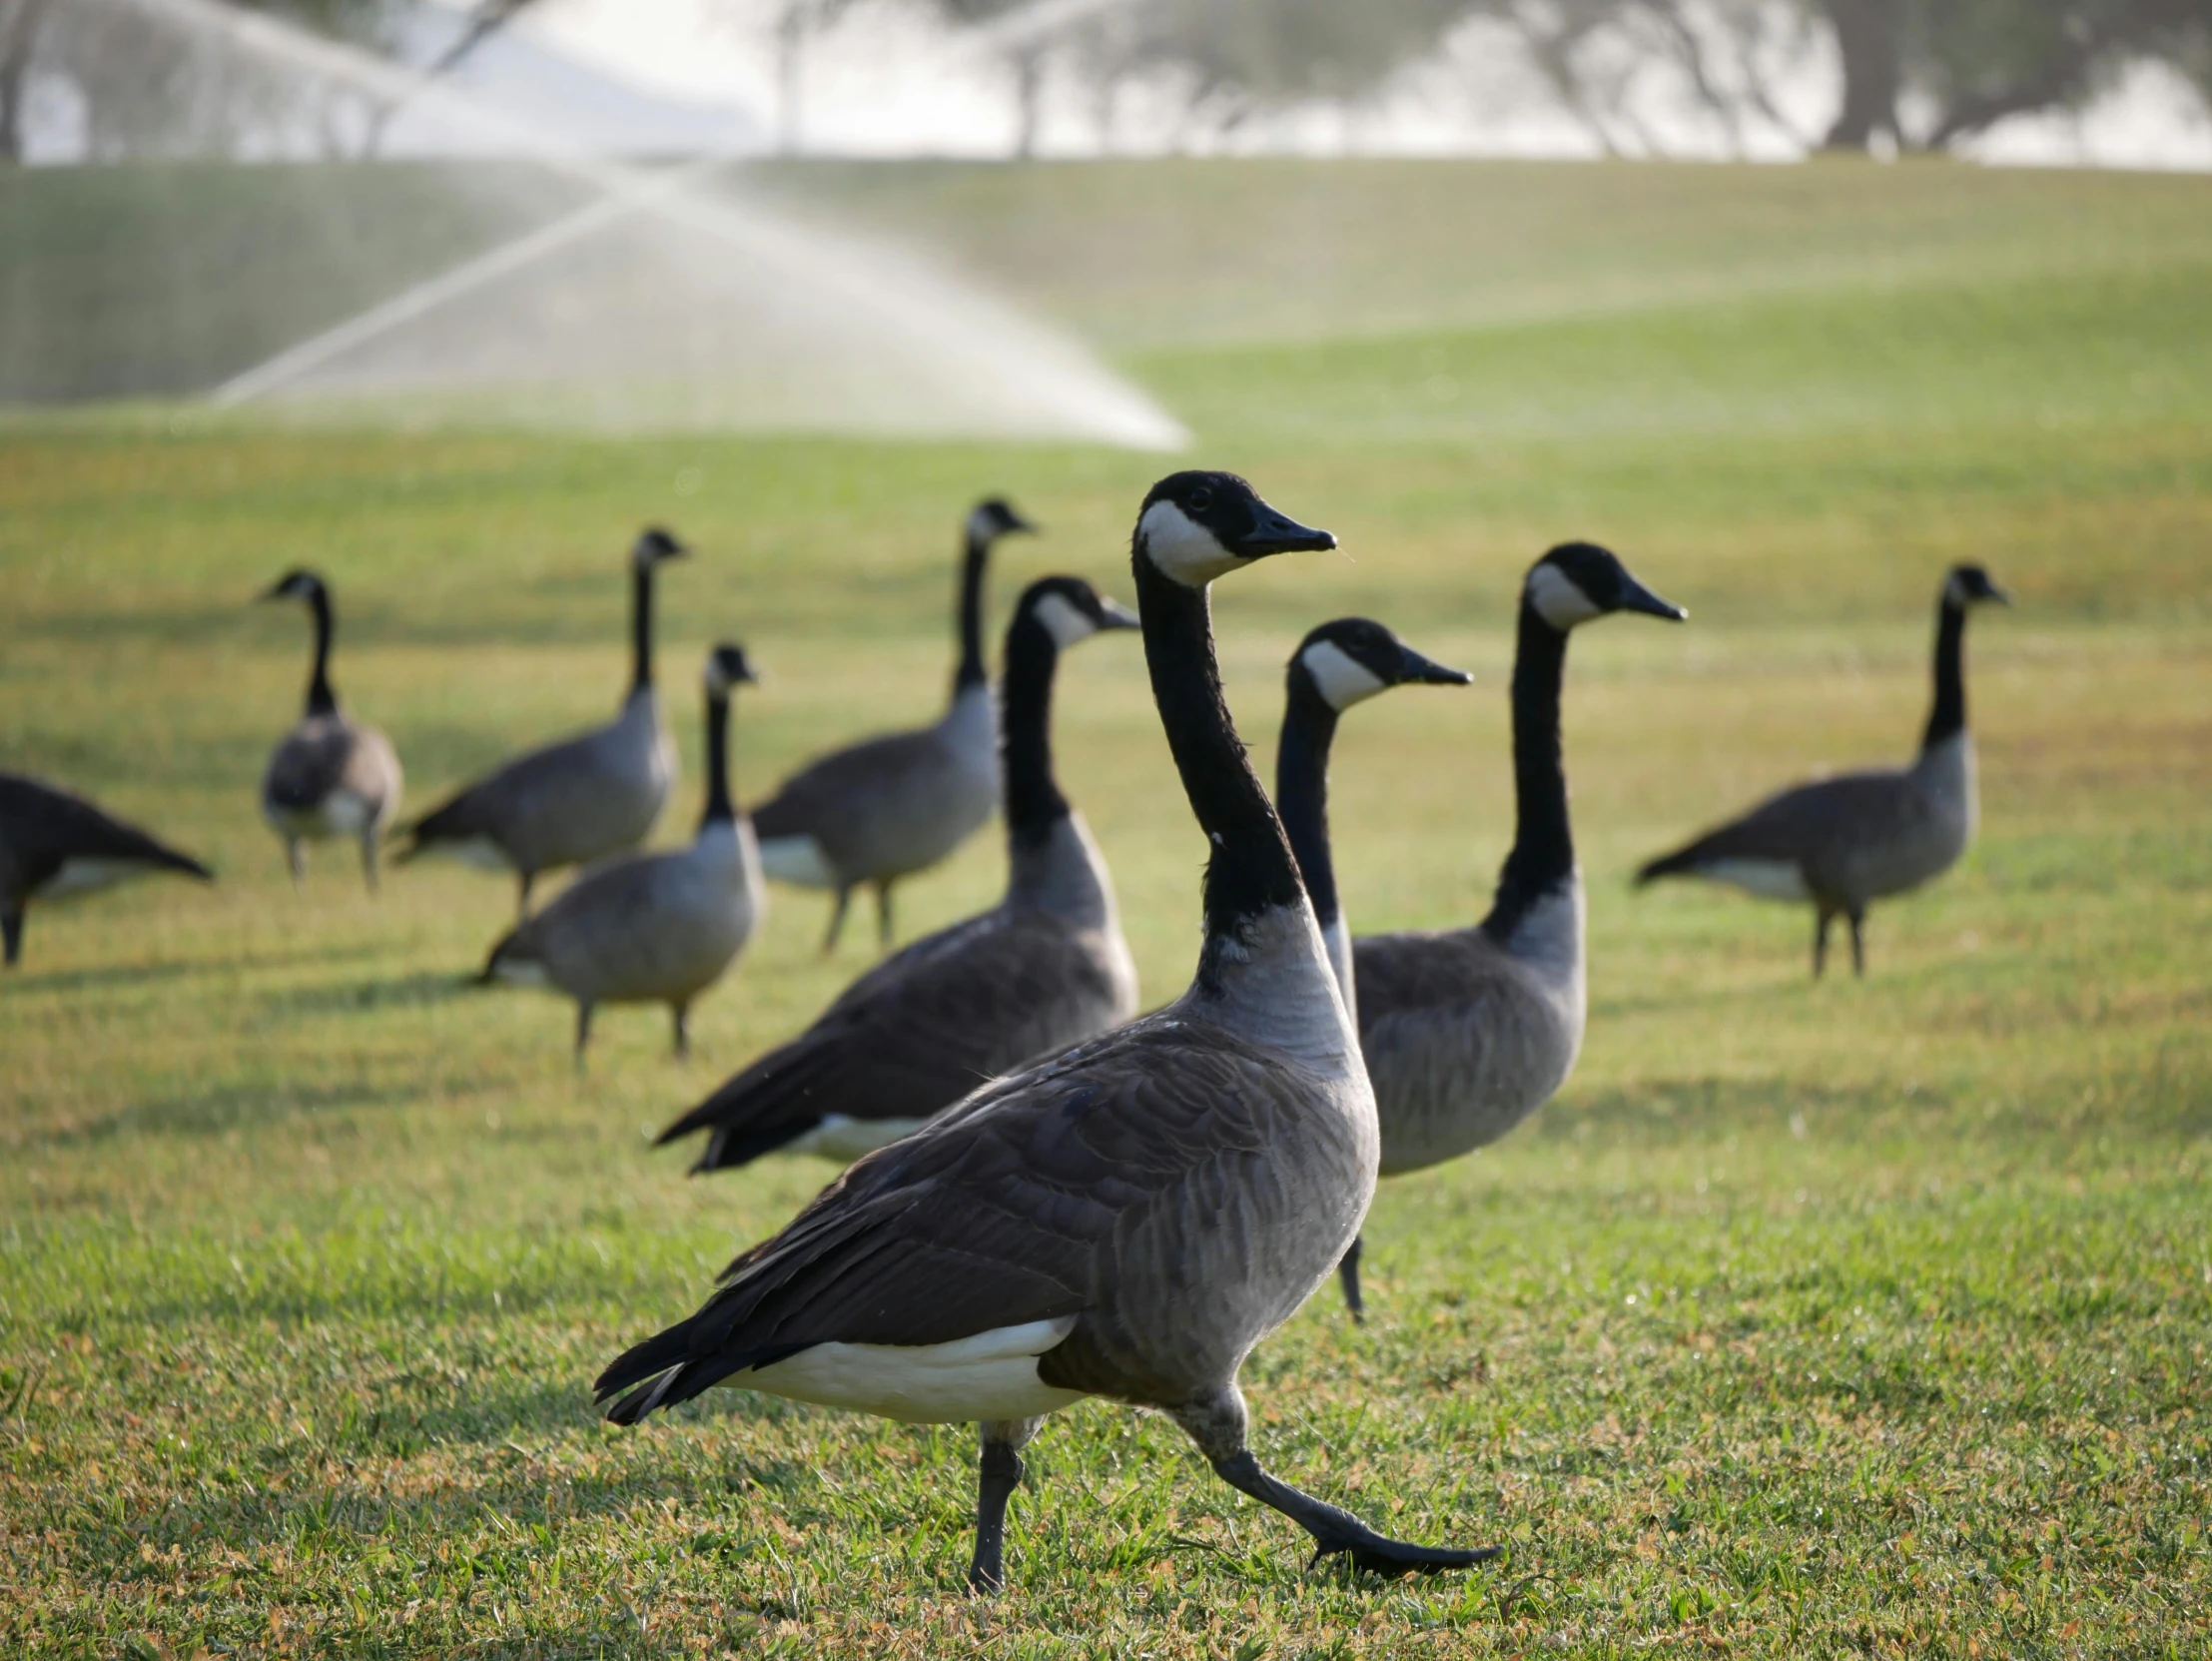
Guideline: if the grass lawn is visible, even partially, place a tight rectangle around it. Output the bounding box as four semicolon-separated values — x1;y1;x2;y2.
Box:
2;157;2209;1658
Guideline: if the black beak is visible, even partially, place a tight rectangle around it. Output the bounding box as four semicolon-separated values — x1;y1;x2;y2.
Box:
1235;500;1337;558
1618;572;1688;621
1397;642;1474;686
1006;511;1040;535
1098;596;1142;630
1984;579;2013;606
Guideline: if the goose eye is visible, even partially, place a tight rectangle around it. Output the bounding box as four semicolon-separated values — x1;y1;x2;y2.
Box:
1187;486;1213;512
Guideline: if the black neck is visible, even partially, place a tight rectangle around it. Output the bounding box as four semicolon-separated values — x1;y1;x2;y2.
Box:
1000;609;1069;851
1922;595;1968;751
1274;674;1341;930
954;530;990;693
1133;554;1305;969
1481;599;1573;942
303;587;338;716
701;685;735;828
630;561;656;694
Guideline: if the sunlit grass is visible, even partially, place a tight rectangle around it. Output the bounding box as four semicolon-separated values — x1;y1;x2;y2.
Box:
2;158;2209;1657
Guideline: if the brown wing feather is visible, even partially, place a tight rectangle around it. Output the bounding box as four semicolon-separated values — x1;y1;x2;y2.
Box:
659;908;1121;1168
1639;768;1916;882
598;1019;1293;1417
749;727;945;854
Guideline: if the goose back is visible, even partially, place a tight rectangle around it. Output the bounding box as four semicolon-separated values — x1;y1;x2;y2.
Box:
751;683;997;887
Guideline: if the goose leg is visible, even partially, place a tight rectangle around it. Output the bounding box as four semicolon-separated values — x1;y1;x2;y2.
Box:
516;870;535;922
359;829;380;895
2;907;22;967
967;1416;1042;1594
875;881;895;950
671;1003;690;1060
822;887;852;955
1336;1236;1365;1322
573;1002;595;1070
1812;907;1833;979
1172;1386;1493;1578
1847;908;1866;978
285;839;305;890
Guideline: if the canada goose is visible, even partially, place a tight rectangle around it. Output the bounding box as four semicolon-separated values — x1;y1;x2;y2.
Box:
596;472;1488;1593
1637;562;2009;976
257;569;403;892
752;497;1034;953
480;643;764;1062
1;772;213;967
1274;616;1475;1028
1343;544;1684;1317
657;574;1142;1172
395;527;685;919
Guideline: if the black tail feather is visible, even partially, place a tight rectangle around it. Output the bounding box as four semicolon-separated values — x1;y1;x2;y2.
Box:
1634;845;1703;887
654;1038;843;1172
594;1313;809;1424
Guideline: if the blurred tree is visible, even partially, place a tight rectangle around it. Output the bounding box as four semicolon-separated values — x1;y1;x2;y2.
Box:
0;0;54;163
1472;0;2212;155
912;0;1054;156
1063;0;1474;146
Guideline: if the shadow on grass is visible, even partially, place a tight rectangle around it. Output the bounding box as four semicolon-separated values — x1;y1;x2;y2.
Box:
36;1079;404;1148
261;970;476;1018
12;940;388;997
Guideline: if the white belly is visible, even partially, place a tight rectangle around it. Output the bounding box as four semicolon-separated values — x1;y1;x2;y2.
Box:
740;1317;1088;1424
757;834;837;890
430;835;516;873
785;1114;926;1162
1701;857;1812;902
43;857;156;898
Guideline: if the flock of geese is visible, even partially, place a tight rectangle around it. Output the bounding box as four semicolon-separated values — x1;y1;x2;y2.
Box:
0;470;2010;1591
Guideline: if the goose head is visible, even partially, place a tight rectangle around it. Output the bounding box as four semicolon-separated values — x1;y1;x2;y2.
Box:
970;497;1039;544
1523;541;1686;633
1135;471;1337;588
1021;574;1141;650
632;526;690;569
1292;616;1473;711
1943;564;2011;608
705;642;758;694
259;567;328;605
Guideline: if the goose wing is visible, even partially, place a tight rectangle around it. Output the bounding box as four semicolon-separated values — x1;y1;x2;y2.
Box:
0;773;212;889
749;726;946;852
401;723;618;849
1353;929;1518;1024
1638;767;1916;883
481;848;687;984
599;1016;1290;1419
659;908;1128;1170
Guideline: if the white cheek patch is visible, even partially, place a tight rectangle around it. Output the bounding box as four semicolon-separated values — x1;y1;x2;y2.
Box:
1944;571;1972;607
1301;640;1387;710
1526;563;1604;630
1032;591;1098;649
968;506;1001;543
1139;499;1241;587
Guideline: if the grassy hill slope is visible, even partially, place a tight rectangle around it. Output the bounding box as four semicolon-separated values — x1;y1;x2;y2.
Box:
1;159;2207;1658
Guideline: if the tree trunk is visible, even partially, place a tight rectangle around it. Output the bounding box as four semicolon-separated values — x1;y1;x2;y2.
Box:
0;0;54;165
776;2;807;157
1010;47;1042;160
1817;0;1900;151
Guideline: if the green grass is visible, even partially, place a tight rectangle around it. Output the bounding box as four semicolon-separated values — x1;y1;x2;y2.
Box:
3;157;2210;1658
